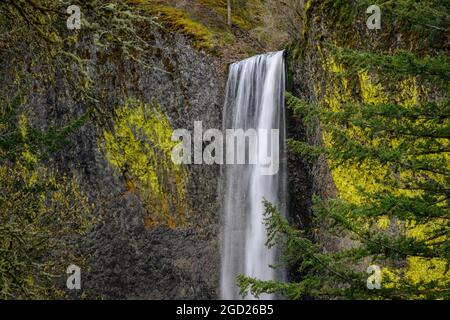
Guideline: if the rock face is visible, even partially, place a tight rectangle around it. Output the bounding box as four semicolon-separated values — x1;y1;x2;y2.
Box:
75;31;224;299
0;27;224;299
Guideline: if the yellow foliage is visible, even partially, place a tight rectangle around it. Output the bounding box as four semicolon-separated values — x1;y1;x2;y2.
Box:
406;257;450;289
319;53;390;205
398;77;420;107
135;4;217;51
0;150;92;298
102;99;188;228
358;70;388;105
315;46;449;290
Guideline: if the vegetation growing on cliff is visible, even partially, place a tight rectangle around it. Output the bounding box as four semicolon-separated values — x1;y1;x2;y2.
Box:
0;0;158;113
0;0;158;298
1;0;448;301
0;93;93;299
128;0;284;58
102;99;187;228
241;91;449;299
238;0;449;300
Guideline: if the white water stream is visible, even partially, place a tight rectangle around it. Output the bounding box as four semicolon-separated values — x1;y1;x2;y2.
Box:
220;51;287;299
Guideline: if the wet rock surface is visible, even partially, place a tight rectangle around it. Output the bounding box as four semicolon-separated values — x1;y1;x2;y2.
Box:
0;29;224;299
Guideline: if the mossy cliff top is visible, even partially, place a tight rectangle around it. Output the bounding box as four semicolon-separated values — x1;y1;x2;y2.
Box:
127;0;264;60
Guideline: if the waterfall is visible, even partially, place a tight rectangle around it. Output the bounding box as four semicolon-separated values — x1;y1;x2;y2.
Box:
220;51;287;300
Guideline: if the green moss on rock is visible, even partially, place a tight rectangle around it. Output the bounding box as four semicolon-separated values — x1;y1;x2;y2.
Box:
101;99;188;229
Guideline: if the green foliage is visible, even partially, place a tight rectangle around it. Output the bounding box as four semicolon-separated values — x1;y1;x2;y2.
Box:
240;0;449;300
0;93;87;162
151;5;217;51
0;0;157;107
328;45;450;90
314;0;449;48
244;91;449;299
357;0;449;46
0;95;93;299
238;200;371;299
239;195;449;299
133;1;258;54
278;90;448;299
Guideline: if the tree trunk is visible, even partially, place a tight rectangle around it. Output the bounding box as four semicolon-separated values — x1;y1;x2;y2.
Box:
227;0;232;27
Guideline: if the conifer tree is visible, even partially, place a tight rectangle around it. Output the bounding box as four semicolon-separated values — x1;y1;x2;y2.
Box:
238;0;449;300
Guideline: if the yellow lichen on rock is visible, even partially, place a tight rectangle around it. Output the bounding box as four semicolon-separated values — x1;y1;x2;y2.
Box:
314;46;449;293
102;99;188;228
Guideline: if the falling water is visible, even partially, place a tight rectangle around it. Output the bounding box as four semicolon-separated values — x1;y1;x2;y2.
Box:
220;51;287;300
